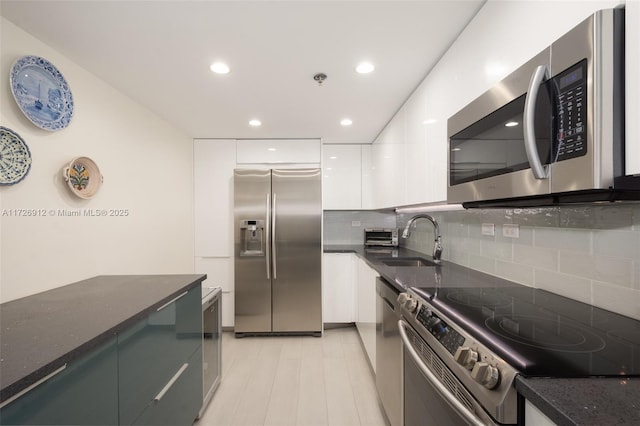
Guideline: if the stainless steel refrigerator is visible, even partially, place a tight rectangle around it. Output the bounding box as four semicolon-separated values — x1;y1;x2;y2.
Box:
234;168;322;336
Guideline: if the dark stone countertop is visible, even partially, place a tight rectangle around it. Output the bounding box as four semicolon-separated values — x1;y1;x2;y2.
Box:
324;245;640;425
324;244;520;293
516;377;640;425
0;274;206;403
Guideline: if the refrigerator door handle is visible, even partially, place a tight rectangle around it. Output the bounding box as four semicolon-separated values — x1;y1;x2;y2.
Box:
272;193;277;279
265;193;271;279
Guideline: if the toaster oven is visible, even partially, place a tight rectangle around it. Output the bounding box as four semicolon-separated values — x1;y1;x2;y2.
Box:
364;228;398;247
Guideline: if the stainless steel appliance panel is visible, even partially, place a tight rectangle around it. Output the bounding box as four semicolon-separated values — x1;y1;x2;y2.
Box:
447;48;551;204
271;169;322;333
200;287;221;418
234;168;322;335
447;8;628;205
234;169;272;333
549;9;617;192
375;278;401;426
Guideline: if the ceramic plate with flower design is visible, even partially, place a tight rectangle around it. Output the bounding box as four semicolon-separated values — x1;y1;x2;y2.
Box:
63;157;102;199
0;126;32;185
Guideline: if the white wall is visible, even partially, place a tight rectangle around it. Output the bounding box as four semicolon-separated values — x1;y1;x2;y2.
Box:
0;17;194;302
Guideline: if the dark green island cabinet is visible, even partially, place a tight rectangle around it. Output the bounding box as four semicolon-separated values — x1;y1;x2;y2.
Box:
0;337;119;425
0;275;205;426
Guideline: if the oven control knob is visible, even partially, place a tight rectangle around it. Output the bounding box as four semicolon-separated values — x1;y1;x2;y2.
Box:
405;297;419;313
398;293;418;313
397;293;410;305
454;347;478;370
471;362;500;390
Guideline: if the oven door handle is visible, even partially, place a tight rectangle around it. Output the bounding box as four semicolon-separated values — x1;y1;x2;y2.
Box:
398;320;487;426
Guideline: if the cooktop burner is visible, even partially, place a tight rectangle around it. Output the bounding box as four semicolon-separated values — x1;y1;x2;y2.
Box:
447;288;514;309
484;315;606;353
411;285;640;377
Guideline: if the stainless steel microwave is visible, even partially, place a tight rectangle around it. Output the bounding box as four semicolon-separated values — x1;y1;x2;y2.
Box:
447;8;639;207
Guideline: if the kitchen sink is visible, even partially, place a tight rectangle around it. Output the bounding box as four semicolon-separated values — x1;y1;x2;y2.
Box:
378;257;438;267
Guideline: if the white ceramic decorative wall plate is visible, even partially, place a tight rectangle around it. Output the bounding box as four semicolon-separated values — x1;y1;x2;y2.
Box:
10;55;74;131
0;126;32;186
63;156;103;199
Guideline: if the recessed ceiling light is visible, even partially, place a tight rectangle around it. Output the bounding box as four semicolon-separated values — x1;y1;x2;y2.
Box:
267;147;277;152
340;118;353;126
423;118;437;125
329;156;337;160
505;121;519;127
249;119;261;127
210;62;230;74
355;62;375;74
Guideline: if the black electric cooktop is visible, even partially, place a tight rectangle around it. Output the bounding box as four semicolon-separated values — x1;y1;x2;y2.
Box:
410;285;640;378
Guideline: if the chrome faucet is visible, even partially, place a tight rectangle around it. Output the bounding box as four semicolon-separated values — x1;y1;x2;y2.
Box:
402;214;443;264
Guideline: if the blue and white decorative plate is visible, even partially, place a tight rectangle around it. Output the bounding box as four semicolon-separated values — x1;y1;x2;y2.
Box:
0;126;32;185
10;55;74;131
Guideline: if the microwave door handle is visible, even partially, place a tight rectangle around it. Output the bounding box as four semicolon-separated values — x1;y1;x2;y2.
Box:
398;320;486;426
523;64;550;180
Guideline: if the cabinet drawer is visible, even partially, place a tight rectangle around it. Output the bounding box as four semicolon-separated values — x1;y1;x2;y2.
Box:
133;349;203;425
118;286;202;424
0;337;118;425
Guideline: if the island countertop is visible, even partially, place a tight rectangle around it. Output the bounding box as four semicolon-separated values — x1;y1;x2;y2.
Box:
0;274;206;403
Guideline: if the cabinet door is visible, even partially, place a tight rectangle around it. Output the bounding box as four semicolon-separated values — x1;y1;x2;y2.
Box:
356;258;379;371
371;117;407;209
322;145;362;210
322;253;356;323
194;139;236;257
118;286;202;425
236;139;321;165
0;337;118;425
133;349;203;426
194;257;234;327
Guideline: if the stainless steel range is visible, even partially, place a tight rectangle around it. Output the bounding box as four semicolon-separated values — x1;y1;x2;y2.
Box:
398;284;640;425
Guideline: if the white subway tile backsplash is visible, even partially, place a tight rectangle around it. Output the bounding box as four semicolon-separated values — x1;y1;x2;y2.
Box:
514;244;558;270
467;254;495;275
560;251;634;288
325;204;639;319
534;228;592;253
592;281;640;321
534;268;592;305
593;229;640;261
495;260;534;286
480;238;512;261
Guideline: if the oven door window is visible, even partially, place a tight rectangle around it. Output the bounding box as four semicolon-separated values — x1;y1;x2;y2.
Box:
449;85;553;186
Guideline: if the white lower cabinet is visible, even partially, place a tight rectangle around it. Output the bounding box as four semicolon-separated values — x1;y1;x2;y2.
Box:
194;257;234;328
356;257;379;372
525;400;557;426
322;253;356;323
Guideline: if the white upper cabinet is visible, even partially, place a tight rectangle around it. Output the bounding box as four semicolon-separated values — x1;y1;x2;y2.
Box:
322;144;362;210
236;139;321;166
193;139;236;257
370;108;407;209
361;144;374;209
366;0;626;210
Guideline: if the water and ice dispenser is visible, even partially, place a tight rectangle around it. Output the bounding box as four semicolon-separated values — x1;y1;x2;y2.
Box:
239;220;265;256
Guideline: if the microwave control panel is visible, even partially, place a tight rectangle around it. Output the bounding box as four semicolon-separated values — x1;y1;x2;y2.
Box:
553;59;587;162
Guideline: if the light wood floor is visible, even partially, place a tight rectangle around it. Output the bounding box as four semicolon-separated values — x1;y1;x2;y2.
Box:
196;326;389;426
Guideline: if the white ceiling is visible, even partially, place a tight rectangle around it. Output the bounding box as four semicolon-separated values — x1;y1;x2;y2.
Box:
1;0;485;143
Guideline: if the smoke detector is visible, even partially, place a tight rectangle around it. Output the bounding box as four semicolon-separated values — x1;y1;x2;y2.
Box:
313;73;327;86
